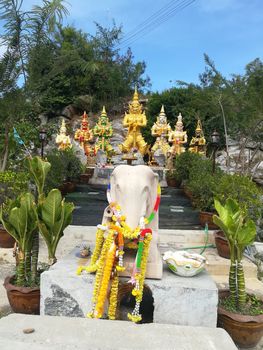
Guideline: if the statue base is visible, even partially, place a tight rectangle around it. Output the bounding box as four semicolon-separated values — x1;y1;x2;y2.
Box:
122;154;138;165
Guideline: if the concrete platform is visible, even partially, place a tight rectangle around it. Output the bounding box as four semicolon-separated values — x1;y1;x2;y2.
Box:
0;314;238;350
41;246;218;327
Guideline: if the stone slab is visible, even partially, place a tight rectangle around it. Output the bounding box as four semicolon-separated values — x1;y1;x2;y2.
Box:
0;314;238;350
41;247;218;327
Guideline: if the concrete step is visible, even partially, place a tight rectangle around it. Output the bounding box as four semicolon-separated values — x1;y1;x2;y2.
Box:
0;314;238;350
212;275;263;296
204;249;258;278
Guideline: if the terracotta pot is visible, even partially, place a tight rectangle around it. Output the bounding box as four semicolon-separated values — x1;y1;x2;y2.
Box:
80;174;90;184
4;276;40;314
214;231;230;259
199;211;219;229
218;290;263;348
166;178;179;188
59;181;76;195
0;225;15;248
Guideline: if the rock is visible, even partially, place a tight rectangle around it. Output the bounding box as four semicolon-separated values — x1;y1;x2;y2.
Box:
23;328;35;334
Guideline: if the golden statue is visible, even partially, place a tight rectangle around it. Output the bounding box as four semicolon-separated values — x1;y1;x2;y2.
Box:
189;118;206;155
74;111;94;156
151;105;171;158
55;119;72;151
168;113;187;156
119;87;148;156
93;106;114;160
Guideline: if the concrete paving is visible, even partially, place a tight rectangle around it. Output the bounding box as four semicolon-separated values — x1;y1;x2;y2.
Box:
0;314;238;350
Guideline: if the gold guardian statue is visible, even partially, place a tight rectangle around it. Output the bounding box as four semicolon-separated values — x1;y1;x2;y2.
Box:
189;118;206;155
119;87;148;156
168;113;188;156
151;105;171;159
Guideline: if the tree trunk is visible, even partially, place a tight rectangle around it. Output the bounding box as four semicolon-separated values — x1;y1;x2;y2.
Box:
0;126;9;171
237;249;246;309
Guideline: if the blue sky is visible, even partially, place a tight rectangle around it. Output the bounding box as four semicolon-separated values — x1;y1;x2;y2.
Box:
10;0;263;91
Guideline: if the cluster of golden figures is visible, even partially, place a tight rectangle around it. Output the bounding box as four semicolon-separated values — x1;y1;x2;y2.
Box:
55;87;206;165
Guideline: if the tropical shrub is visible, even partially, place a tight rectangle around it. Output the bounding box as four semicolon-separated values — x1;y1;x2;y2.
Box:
213;198;258;313
173;151;203;184
0;156;74;286
0;171;29;206
215;174;262;222
45;149;83;192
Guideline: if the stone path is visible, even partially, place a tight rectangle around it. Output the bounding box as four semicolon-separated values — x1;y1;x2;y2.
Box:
66;184;201;229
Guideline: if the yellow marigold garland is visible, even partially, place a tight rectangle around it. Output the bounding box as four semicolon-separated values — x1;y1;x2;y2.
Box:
77;228;105;275
108;274;119;320
94;237;116;318
88;230;114;318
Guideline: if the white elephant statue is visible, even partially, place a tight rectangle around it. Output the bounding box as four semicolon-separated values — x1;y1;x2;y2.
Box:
102;165;163;279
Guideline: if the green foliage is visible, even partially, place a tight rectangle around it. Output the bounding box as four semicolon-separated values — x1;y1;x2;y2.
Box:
215;174;262;222
38;189;74;263
220;294;263;316
0;156;74;286
0;171;29;206
173;152;203;183
0;193;38;286
25;156;51;196
213;198;257;310
45;149;83;192
187;172;220;212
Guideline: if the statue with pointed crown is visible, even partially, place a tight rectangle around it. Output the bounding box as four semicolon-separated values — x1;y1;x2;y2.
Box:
93;106;114;162
119;87;148;156
151;105;172;160
56;119;72;151
74;111;94;157
168;113;188;156
189;118;206;155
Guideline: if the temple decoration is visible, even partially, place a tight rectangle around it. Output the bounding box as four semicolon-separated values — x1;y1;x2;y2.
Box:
55;119;72;151
74;111;94;156
151;105;171;159
189;118;206;155
119;87;148;156
93;106;114;162
168;113;187;156
77;182;161;323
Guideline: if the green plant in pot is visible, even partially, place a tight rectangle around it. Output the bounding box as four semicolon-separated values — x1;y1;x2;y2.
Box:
187;169;220;229
0;171;29;248
0;156;74;314
213;197;263;348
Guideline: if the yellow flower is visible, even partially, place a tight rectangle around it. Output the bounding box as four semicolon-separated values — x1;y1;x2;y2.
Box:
116;265;125;272
127;313;142;323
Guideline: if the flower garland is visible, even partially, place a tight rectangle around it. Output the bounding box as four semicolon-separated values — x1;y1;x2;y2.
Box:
77;182;161;322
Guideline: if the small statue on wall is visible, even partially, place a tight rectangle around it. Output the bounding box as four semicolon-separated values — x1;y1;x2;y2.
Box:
168;113;188;156
189;118;206;155
93;106;114;163
151;105;171;165
55;119;72;151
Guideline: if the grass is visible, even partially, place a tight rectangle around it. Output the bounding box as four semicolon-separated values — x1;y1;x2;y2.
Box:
220;294;263;316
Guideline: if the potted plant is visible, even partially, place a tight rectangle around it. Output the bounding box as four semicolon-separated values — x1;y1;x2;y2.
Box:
187;171;220;229
213;198;263;348
0;171;29;248
165;169;179;187
213;174;262;259
0;156;74;314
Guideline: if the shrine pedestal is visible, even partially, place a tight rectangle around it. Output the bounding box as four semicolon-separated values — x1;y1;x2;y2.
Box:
41;247;217;327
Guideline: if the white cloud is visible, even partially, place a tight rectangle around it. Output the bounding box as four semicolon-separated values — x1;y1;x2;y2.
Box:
0;42;6;58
